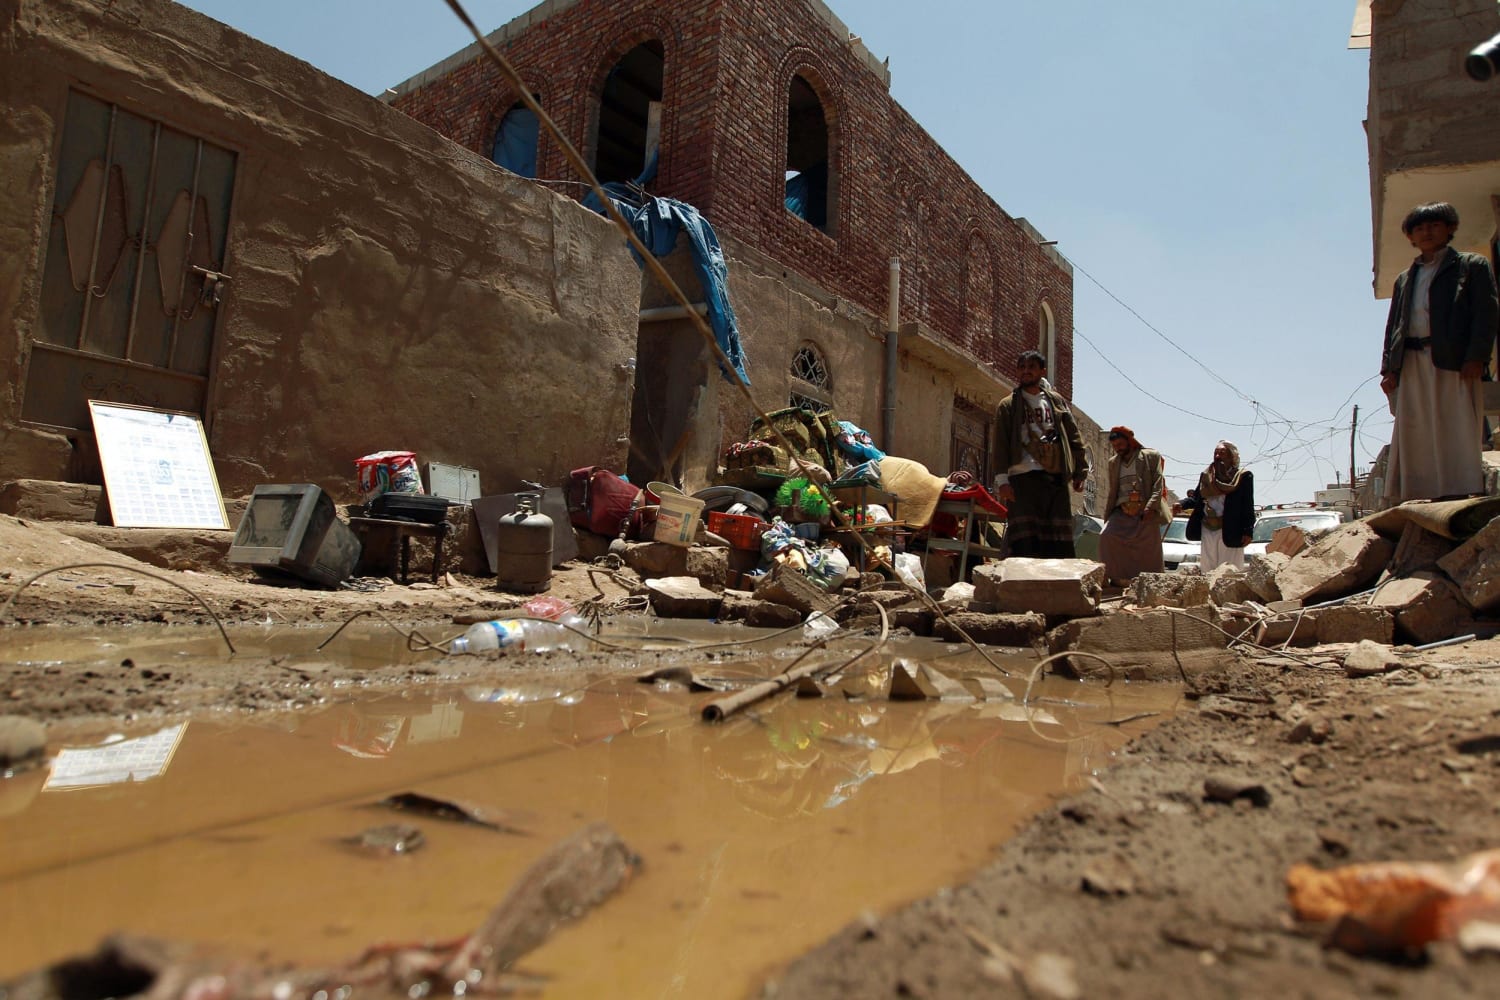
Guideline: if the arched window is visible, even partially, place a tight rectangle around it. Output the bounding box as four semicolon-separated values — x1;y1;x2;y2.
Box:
789;342;832;412
491;101;539;178
784;75;833;233
594;41;664;184
1038;301;1057;373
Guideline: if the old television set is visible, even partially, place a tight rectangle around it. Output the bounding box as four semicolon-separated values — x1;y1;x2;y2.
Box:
227;484;361;588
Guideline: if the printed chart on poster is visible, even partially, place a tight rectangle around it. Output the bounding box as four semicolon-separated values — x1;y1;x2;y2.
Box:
87;401;229;529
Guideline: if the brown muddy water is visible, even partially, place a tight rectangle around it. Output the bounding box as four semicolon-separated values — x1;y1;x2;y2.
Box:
0;623;1182;997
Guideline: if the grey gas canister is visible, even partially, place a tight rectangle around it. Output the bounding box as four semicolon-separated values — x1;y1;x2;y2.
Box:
494;493;553;593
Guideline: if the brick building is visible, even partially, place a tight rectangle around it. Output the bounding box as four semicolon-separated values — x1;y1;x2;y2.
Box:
389;0;1085;489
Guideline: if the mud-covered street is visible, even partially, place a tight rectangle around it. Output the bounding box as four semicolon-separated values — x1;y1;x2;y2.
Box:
2;513;1498;998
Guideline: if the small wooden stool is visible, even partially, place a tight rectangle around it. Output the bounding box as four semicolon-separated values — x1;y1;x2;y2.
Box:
349;517;449;585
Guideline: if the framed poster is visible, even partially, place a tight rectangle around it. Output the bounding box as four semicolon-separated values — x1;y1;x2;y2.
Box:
87;400;229;529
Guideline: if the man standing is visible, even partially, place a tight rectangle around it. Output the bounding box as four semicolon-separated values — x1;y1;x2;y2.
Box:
1098;426;1166;585
1179;440;1255;572
993;350;1089;558
1380;202;1499;503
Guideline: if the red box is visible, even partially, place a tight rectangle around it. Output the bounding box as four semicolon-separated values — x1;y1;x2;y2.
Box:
706;511;767;550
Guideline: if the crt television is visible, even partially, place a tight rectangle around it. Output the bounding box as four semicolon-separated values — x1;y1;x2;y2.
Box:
227;484;361;588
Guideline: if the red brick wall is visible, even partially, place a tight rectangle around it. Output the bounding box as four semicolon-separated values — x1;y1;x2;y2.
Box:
392;0;1075;396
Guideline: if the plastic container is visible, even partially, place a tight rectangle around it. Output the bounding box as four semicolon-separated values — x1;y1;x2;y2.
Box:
654;491;705;547
495;493;553;593
449;614;589;655
706;511;767;550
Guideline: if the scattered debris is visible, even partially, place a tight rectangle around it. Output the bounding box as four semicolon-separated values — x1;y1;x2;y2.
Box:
373;792;529;834
340;823;426;856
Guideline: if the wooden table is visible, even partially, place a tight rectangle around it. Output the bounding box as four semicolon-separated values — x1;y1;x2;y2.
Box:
349;517;449;585
921;498;1005;584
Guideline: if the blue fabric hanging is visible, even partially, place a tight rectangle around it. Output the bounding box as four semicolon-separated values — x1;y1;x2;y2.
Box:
584;158;749;385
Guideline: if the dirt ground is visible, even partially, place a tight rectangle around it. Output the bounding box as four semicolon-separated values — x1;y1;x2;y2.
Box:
2;512;1498;998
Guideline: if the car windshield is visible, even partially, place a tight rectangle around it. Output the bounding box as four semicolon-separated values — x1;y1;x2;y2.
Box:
1161;518;1190;542
1252;512;1341;542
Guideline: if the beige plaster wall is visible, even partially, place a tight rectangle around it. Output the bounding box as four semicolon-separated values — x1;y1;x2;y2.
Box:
0;0;640;502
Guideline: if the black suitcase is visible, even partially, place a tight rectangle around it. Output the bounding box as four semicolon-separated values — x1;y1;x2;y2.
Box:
369;492;451;524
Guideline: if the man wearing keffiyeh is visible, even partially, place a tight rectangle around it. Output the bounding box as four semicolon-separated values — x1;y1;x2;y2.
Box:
1177;440;1256;572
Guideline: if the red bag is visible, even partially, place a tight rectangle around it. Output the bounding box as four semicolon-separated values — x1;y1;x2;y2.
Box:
565;466;642;537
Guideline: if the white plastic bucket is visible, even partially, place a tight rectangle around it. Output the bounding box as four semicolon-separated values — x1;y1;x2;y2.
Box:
653;491;705;546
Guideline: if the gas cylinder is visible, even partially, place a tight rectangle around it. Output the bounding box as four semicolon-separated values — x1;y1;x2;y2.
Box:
495;493;553;593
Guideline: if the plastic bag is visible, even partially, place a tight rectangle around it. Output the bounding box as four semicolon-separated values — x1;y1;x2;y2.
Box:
356;451;422;502
892;552;925;591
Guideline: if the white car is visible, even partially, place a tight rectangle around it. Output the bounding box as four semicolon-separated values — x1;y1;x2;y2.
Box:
1244;509;1345;558
1160;517;1200;570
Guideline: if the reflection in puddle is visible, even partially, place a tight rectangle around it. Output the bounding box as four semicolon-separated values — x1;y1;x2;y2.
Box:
0;641;1181;997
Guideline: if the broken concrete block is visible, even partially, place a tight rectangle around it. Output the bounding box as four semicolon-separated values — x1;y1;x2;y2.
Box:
646;577;723;619
1131;572;1210;609
1343;639;1401;678
1254;607;1320;648
1314;605;1394;645
931;611;1046;646
753;564;836;616
0;715;46;768
1266;524;1307;557
1243;552;1288;602
1207;565;1256;607
1049;607;1226;655
0;479;104;522
972;558;1104;618
1437;516;1500;613
685;546;727;592
1387;521;1455;579
746;601;806;629
621;541;687;579
1370;573;1472;645
1274;522;1396;604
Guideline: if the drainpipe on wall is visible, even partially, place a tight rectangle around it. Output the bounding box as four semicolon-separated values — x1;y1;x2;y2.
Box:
883;257;900;451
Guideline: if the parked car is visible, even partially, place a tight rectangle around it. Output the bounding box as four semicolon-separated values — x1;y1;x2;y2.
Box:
1243;508;1345;558
1160;516;1199;570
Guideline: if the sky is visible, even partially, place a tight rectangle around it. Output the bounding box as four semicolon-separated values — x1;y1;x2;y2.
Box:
176;0;1392;505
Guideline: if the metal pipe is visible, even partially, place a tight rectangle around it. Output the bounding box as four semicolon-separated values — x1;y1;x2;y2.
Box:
125;122;162;362
638;303;707;322
77;105;119;349
882;257;900;451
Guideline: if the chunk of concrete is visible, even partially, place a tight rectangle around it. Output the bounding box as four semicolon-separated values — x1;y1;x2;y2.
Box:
932;611;1046;646
1437;516;1500;613
0;479;104;522
621;542;688;579
1387;521;1456;578
1049;607;1226;655
1207;565;1256;607
1315;605;1394;645
753;564;836;616
1131;572;1210;609
646;577;723;618
0;716;46;768
1343;639;1401;678
1370;573;1472;645
1275;522;1396;603
1243;552;1288;602
685;546;728;592
973;558;1104;618
1266;524;1308;557
1254;608;1320;648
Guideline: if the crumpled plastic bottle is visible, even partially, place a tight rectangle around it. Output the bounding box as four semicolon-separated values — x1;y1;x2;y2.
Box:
450;614;589;655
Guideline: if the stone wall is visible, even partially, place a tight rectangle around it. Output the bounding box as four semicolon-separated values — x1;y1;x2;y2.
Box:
0;0;641;503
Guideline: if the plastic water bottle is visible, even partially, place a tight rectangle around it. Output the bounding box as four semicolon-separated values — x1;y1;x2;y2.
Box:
449;615;589;654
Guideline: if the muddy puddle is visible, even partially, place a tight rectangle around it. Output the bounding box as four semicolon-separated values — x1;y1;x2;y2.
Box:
0;624;1182;997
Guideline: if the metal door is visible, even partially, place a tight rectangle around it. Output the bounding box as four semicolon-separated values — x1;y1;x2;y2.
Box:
950;396;990;483
23;90;235;431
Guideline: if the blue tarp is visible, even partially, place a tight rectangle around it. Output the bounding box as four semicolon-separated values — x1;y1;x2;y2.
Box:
584;157;749;385
491;107;539;179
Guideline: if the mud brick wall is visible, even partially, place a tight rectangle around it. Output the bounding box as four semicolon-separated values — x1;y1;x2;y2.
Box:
390;0;1076;396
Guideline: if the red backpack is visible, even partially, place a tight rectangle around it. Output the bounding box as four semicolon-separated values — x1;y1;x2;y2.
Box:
565;466;642;537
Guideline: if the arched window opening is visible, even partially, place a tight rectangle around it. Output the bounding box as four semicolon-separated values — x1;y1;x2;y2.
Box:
491;100;540;178
789;343;833;411
594;41;665;184
785;75;832;232
1038;301;1057;373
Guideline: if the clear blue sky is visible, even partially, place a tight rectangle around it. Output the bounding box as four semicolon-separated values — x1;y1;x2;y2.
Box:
178;0;1390;505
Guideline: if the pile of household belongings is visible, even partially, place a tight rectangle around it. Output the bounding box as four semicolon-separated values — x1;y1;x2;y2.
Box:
710;407;1008;590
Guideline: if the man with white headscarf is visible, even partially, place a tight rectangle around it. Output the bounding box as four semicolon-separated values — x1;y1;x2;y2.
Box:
1177;441;1256;572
